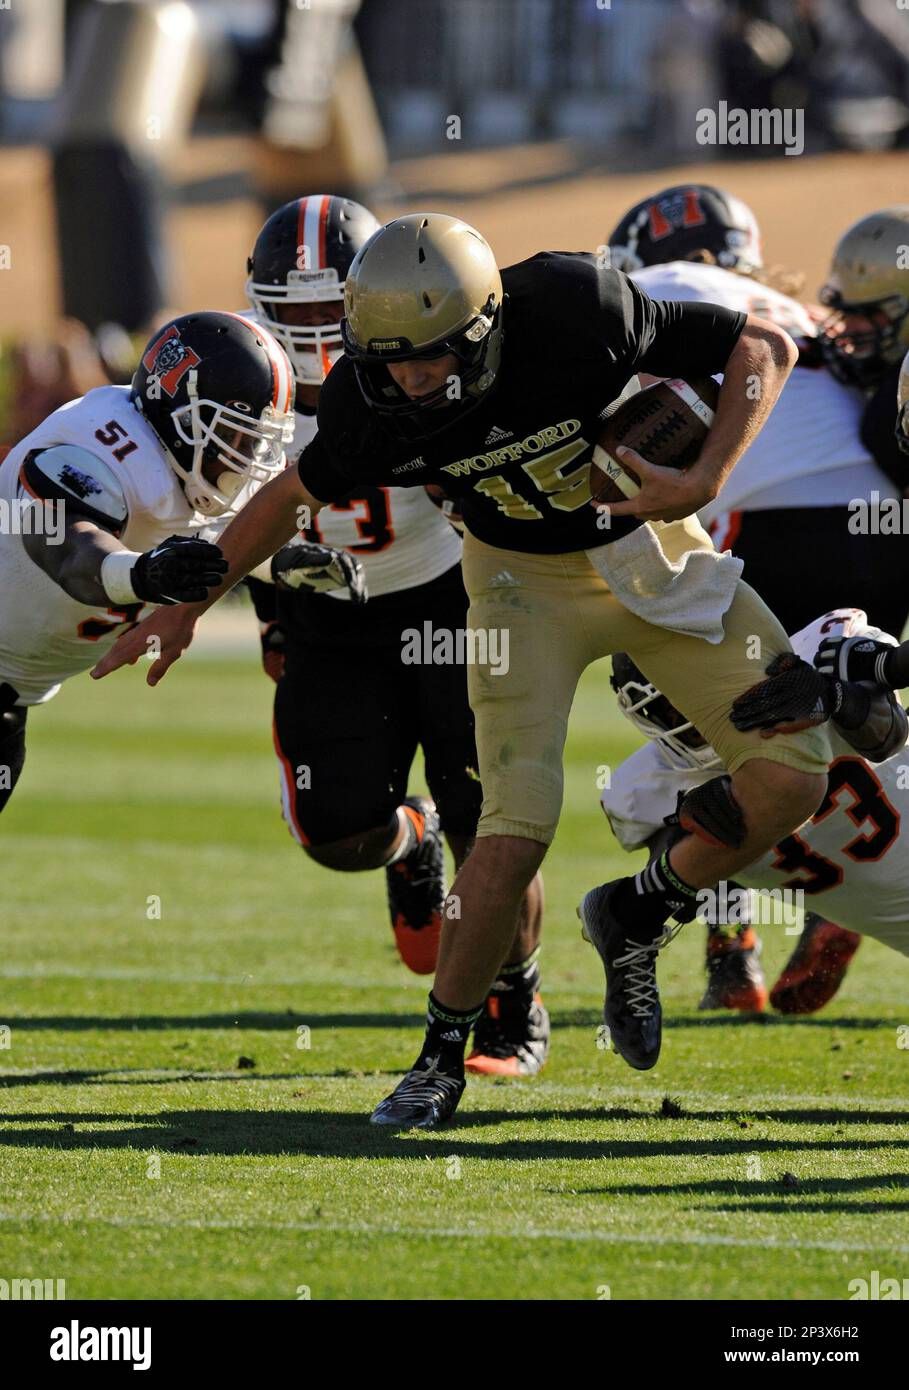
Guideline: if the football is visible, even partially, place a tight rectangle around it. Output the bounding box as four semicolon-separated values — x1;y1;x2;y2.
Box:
590;375;721;505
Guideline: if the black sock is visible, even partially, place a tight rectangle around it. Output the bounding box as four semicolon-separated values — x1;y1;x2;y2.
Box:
612;850;701;940
417;992;483;1074
488;946;541;1003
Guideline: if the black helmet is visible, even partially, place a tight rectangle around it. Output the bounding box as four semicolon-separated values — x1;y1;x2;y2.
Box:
607;185;763;276
246;194;381;386
131;312;295;516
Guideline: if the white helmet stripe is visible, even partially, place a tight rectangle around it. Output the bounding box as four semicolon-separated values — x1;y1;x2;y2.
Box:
303;194;329;272
265;324;295;413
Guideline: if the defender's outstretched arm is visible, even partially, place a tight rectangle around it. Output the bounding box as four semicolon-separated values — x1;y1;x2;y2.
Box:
91;465;323;684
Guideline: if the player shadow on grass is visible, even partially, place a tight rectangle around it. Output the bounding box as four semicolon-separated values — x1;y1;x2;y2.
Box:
0;1067;404;1088
0;1011;425;1032
2;1010;898;1032
565;1173;909;1214
1;1110;908;1163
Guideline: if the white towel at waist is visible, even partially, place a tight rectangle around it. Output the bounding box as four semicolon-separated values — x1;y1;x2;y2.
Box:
585;520;743;643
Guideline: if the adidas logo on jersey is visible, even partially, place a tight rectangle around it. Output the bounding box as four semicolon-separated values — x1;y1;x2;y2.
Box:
483;425;513;446
488;570;519;588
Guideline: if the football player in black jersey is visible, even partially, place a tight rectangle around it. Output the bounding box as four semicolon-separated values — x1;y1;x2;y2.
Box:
240;195;547;1075
96;213;832;1130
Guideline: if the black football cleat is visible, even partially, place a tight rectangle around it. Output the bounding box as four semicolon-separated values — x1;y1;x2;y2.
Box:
699;927;769;1013
369;1055;465;1129
385;796;445;975
578;880;680;1070
466;992;550;1077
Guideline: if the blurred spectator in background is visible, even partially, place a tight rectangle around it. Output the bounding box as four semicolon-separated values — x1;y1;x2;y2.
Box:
715;0;909;155
3;0;909;455
649;1;724;163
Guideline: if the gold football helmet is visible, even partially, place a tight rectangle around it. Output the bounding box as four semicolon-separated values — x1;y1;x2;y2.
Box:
897;348;909;454
340;213;503;436
819;207;909;388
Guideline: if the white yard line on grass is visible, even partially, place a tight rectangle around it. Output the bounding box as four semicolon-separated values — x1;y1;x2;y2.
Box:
0;1209;905;1254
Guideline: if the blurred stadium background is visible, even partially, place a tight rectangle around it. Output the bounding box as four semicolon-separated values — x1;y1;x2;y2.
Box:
1;0;908;439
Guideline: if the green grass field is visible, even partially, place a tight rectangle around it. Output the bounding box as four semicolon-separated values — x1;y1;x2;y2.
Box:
1;625;907;1301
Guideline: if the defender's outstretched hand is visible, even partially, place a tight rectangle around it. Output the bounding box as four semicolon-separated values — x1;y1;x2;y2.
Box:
731;653;840;737
91;467;326;687
271;540;368;604
132;535;228;606
729;651;881;739
91;603;201;686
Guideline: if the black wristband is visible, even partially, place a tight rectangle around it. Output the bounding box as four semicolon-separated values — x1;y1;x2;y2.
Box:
882;642;909;691
832;682;872;731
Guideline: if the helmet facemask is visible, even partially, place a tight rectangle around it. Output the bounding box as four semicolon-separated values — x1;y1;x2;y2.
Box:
342;301;502;441
614;667;722;772
246;271;345;387
818;289;909;389
169;369;294;516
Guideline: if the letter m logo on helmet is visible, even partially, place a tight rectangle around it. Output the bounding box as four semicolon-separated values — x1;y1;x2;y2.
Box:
131;311;295;517
142;325;202;397
647;188;707;241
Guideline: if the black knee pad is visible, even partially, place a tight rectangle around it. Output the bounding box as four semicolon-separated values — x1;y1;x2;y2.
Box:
677;775;746;850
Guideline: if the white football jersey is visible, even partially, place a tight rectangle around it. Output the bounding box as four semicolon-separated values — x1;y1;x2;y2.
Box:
0;386;259;704
601;610;909;957
631;262;895;521
288;409;462;600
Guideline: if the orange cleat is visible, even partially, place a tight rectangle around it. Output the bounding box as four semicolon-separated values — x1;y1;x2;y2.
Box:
391;915;442;975
386;797;444;975
770;914;861;1015
699;926;769;1013
466;992;550;1076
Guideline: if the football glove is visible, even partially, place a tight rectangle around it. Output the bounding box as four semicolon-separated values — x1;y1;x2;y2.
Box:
259;620;286;683
132;535;228;605
814;634;899;688
731;652;846;735
271;541;368;605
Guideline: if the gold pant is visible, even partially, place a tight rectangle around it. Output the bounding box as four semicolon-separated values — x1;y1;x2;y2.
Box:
462;519;831;844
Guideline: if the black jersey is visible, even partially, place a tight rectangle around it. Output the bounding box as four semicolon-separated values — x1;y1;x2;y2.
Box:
861;362;907;494
297;252;745;554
